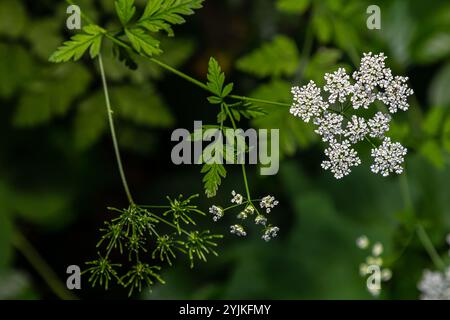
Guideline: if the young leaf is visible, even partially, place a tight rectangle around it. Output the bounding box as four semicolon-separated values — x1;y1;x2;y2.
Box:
236;35;300;78
231;103;268;120
125;27;162;56
206;57;233;98
115;0;136;25
201;163;226;198
138;0;204;36
49;25;105;63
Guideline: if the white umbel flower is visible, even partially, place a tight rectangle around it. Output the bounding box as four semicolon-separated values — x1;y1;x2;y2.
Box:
230;224;246;237
255;214;267;226
290;80;328;122
370;137;407;176
368;111;391;138
324;67;353;103
209;205;223;222
262;226;280;242
344;115;369;144
259;195;279;214
418;266;450;300
231;190;243;204
237;205;254;219
351;83;377;109
313;112;344;142
378;76;414;113
352;52;390;88
321;140;361;179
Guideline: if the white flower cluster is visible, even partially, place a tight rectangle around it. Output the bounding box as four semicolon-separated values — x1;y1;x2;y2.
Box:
356;235;392;296
230;224;246;237
417;235;450;300
209;193;279;241
259;195;279;213
418;266;450;300
209;205;223;222
289;52;413;179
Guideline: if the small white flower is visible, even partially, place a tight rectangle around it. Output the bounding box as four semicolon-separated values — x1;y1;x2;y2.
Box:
351;83;377;109
314;112;344;142
255;215;267;226
209;205;223;222
372;242;384;257
368;111;391;138
231;190;243;204
321;140;361;179
381;268;392;281
344;115;369;144
418;266;450;300
262;226;280;242
356;235;370;249
230;224;246;237
237;205;254;220
352;52;390;88
359;263;369;276
290;80;328;122
259;195;279;214
378;76;414;113
370;137;407;176
324;67;353;103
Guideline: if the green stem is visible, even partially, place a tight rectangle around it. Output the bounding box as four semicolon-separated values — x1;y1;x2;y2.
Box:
229;95;291;107
224;105;252;202
12;232;78;300
98;53;135;205
399;173;445;270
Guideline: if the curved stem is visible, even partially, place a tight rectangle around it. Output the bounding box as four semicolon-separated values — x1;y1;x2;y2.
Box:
399;173;445;270
12;231;78;300
98;54;135;205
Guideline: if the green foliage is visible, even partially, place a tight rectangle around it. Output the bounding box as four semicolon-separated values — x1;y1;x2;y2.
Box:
13;64;91;127
201;163;227;198
206;57;233;99
138;0;204;37
276;0;310;14
115;0;136;25
49;25;105;63
0;0;27;38
125;27;163;57
236;36;300;78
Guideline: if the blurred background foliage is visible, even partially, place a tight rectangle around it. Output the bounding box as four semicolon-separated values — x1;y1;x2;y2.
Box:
0;0;450;299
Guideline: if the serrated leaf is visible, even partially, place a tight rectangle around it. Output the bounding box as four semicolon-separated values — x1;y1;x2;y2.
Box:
74;92;107;150
111;85;174;127
125;27;162;56
138;0;204;36
201;163;226;198
49;25;105;62
231;103;268;120
13;64;91;127
206;57;232;98
236;36;300;78
115;0;136;25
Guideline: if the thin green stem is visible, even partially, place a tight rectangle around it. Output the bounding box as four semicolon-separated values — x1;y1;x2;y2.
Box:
98;54;135;205
224;105;252;202
12;232;78;300
229;95;291;107
399;173;445;270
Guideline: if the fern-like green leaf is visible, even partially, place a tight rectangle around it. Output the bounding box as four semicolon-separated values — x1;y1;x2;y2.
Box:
115;0;136;25
138;0;204;36
49;25;105;63
236;35;300;78
206;57;233;98
201;163;226;198
125;27;162;56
